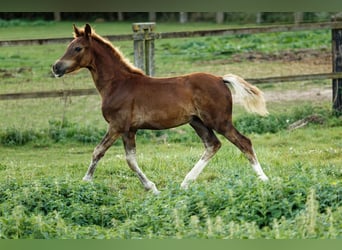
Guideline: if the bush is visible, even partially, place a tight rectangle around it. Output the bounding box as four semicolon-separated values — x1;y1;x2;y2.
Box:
234;104;341;135
0;128;41;146
48;119;105;143
0;174;340;238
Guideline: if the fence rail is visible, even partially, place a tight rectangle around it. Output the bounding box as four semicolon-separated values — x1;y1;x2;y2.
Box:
0;34;133;46
2;72;342;101
0;88;98;100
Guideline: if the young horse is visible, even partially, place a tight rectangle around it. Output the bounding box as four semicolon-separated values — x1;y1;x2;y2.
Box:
52;24;269;194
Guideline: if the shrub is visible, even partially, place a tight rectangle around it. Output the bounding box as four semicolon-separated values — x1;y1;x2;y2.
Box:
48;119;105;143
0;171;340;238
234;104;341;135
0;128;41;146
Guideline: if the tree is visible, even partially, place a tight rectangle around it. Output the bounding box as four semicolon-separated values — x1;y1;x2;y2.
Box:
179;12;188;23
216;12;224;24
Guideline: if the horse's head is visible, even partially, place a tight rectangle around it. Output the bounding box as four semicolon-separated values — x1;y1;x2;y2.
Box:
52;24;94;77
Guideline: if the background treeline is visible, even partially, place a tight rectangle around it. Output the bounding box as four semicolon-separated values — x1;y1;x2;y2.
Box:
0;12;338;24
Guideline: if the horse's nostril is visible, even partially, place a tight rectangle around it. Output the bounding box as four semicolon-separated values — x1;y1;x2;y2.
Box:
53;61;62;70
52;61;64;77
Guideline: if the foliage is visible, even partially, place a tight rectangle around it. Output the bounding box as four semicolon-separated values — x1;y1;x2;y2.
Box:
0;173;340;239
48;119;105;144
0;127;41;146
234;104;342;134
0;119;104;146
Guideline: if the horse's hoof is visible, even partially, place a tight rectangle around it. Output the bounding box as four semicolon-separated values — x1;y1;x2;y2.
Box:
259;175;269;182
82;176;92;182
180;182;189;190
147;183;160;195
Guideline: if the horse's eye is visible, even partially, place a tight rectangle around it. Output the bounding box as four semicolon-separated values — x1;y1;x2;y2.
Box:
75;47;82;52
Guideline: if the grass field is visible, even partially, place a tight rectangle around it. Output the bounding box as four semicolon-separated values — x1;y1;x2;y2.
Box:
0;21;341;239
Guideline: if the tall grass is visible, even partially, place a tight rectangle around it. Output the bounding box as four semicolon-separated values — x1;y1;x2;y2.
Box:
0;175;340;239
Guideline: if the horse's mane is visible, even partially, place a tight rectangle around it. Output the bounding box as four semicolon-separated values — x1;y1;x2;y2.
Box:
75;28;145;75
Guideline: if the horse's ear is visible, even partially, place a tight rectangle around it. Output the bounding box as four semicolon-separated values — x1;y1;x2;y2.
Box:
73;24;81;37
84;23;92;39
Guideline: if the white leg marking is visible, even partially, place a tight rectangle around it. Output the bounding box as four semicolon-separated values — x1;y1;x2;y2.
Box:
82;158;100;182
252;162;269;181
126;152;160;195
82;174;93;182
251;148;269;181
181;145;217;189
181;158;210;189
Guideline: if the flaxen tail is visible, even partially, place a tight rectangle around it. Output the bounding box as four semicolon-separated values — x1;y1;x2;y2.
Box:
223;73;269;116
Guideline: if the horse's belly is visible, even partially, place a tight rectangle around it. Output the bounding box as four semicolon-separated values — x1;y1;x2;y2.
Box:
131;107;192;130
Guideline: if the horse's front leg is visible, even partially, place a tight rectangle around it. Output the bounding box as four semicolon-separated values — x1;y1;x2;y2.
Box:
122;131;160;195
83;127;120;181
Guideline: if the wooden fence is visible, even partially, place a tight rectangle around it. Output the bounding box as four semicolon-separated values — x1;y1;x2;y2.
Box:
1;21;342;113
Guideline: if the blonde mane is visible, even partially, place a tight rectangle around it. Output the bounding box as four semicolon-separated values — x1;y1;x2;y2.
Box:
75;27;145;75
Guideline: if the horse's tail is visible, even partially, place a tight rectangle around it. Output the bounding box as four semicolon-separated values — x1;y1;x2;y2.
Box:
223;73;269;116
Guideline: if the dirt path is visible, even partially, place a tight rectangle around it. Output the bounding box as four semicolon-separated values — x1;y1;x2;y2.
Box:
233;87;331;106
263;87;331;103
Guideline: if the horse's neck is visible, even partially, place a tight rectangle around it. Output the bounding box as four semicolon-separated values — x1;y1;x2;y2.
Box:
89;43;130;95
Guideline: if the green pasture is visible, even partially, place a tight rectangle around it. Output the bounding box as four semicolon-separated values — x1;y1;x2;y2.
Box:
0;21;341;239
0;124;341;239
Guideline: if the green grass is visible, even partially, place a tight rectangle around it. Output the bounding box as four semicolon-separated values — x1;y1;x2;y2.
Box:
157;30;330;62
0;102;341;239
0;21;341;239
0;124;341;239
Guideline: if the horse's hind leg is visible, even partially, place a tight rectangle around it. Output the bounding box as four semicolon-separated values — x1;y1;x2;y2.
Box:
219;123;269;181
122;131;160;195
181;117;222;189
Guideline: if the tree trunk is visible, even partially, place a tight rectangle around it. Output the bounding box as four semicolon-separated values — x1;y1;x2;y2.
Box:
216;12;224;24
179;12;188;24
117;12;124;21
256;12;263;24
53;12;61;21
294;12;303;25
149;12;156;22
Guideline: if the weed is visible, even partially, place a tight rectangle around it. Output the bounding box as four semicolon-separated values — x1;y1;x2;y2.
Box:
0;127;41;146
48;119;105;144
0;169;340;239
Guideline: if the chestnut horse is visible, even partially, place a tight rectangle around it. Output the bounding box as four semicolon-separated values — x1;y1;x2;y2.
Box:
52;24;269;194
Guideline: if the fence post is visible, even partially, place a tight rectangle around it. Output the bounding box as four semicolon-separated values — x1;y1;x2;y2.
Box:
132;22;156;76
332;15;342;115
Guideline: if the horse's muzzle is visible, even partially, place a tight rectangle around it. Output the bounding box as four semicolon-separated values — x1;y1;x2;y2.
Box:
52;61;65;78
